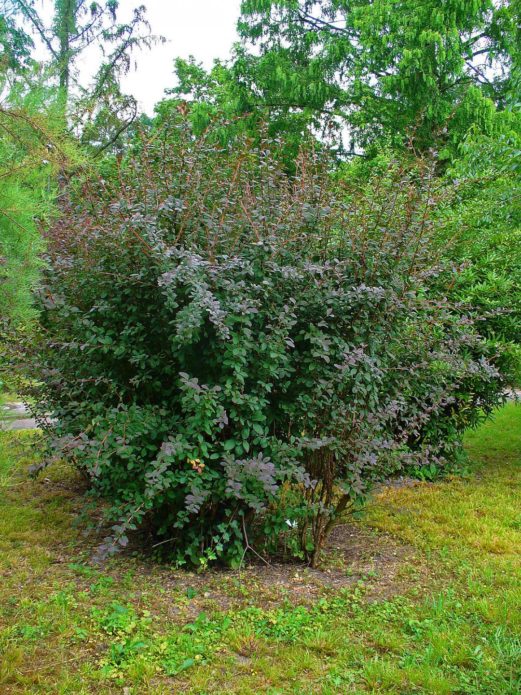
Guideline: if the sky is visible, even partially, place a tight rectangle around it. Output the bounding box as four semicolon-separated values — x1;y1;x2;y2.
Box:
118;0;242;113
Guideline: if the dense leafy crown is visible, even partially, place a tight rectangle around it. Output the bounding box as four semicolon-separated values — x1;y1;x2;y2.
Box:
237;0;520;152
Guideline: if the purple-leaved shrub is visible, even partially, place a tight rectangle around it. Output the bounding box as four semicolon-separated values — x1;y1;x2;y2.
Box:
29;115;506;566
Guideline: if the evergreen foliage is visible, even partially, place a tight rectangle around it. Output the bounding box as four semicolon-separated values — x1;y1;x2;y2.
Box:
10;0;158;151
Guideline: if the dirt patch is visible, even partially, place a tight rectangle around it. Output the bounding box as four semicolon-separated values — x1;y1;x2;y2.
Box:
232;521;426;604
72;519;428;621
5;452;429;617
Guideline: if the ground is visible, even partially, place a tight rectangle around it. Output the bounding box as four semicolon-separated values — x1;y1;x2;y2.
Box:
0;405;520;694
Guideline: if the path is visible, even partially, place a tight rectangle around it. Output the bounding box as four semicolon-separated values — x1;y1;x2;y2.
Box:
0;402;38;431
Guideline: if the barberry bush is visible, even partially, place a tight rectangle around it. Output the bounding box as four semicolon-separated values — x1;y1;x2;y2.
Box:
30;116;507;566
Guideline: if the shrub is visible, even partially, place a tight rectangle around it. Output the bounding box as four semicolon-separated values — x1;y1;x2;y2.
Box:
30;116;506;566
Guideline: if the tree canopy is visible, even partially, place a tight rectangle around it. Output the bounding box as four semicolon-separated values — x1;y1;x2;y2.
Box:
232;0;521;153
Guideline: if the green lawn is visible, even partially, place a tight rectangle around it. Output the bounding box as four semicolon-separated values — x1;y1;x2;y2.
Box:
0;406;520;693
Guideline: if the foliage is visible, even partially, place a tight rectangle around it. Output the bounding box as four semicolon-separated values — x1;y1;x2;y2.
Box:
26;114;507;567
161;54;333;163
439;107;521;382
1;1;151;395
0;75;82;396
0;102;63;324
0;1;33;74
237;0;520;154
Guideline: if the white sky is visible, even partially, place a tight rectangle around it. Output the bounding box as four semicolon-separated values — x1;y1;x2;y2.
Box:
119;0;242;113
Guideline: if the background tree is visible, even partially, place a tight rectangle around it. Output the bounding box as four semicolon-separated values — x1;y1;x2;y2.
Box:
237;0;520;155
439;110;521;380
0;2;73;327
0;86;81;397
156;55;330;166
0;0;156;327
11;0;158;150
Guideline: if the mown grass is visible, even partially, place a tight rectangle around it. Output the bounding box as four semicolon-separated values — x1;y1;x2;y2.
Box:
0;406;520;693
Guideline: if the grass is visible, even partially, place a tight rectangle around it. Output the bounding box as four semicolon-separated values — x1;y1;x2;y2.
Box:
0;406;520;693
